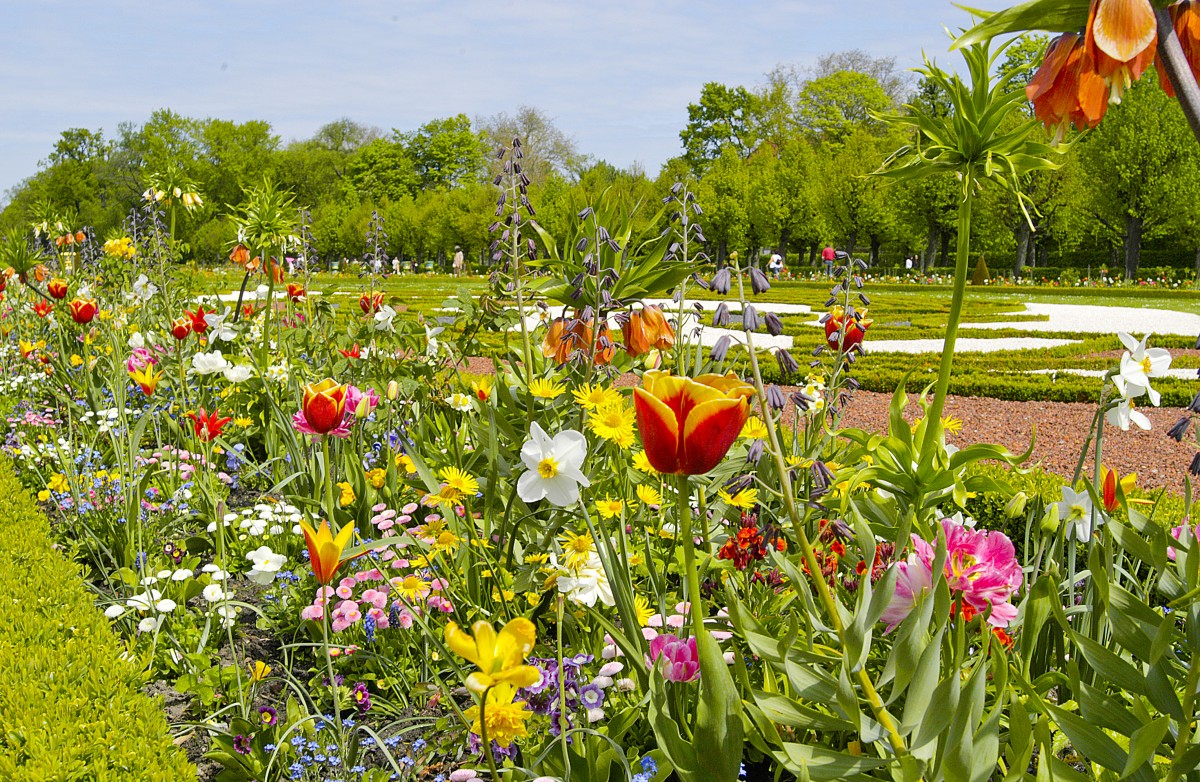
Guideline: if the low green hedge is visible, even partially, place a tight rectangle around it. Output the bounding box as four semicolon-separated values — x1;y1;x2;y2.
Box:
0;458;194;780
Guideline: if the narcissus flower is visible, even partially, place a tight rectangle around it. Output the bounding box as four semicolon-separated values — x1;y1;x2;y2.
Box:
1116;331;1171;405
67;297;98;324
294;379;350;437
298;518;359;585
622;304;675;357
517;422;589;506
462;682;534;748
1027;33;1109;139
1085;0;1157;102
444;617;539;695
633;371;755;476
188;407;232;442
47;278;68;300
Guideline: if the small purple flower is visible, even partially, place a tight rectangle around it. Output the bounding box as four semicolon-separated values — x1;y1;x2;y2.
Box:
353;682;371;713
259;706;278;727
579;683;605;710
233;734;251;755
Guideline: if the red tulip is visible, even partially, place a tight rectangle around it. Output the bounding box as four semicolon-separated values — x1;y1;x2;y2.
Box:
33;300;53;318
47;278;68;300
824;306;871;352
299;379;348;435
633;371;755;475
170;316;193;341
68;297;97;324
339;343;361;359
187;306;209;334
359;292;384;314
287;283;306;302
188;407;232;442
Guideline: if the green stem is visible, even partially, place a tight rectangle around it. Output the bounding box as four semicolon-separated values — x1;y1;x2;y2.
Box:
480;684;501;780
921;193;974;457
676;475;705;638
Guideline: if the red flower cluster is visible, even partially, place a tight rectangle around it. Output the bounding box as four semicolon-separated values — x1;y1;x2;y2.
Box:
717;512;786;571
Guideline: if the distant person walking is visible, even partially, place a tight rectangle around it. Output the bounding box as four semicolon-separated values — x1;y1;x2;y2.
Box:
821;244;836;276
905;255;913;271
452;246;464;277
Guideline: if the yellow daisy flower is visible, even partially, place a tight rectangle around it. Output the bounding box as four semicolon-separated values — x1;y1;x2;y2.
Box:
587;400;636;448
633;593;655;626
529;378;566;399
439;466;479;498
635;484;662;507
740;416;769;440
573;383;622;411
559;529;595;571
718;486;758;510
633;451;657;474
594;496;625;519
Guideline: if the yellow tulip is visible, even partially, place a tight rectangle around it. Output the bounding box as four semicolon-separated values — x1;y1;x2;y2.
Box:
444;618;540;695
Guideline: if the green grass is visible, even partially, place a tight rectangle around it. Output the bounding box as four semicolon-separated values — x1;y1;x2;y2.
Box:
0;458;194;781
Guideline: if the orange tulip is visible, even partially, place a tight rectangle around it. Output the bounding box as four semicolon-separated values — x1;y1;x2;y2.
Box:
299;518;359;585
1085;0;1157;102
47;278;68;300
170;316;192;341
67;297;97;324
633;370;755;475
300;379;348;435
1100;466;1148;512
1157;1;1200;97
623;305;676;357
1028;33;1109;138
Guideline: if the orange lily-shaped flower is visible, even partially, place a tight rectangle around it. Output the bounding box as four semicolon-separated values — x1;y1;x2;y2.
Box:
188;407;232;442
1100;466;1152;512
1027;33;1109;139
299;518;360;585
129;364;164;396
230;244;251;267
622;305;676;358
1157;1;1200;97
542;314;615;366
444;618;540;695
1085;0;1157;102
32;300;53;318
633;370;755;475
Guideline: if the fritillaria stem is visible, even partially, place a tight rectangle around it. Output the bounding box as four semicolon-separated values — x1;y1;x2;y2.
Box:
1157;7;1200;143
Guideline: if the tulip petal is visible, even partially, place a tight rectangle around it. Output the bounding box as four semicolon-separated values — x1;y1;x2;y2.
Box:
634;387;681;474
445;622;482;667
680;397;750;475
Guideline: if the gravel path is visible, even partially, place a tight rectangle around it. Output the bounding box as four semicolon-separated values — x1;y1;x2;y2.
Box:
962;302;1200;336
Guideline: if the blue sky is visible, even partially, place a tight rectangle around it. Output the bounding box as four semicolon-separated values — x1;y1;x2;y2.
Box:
0;1;974;199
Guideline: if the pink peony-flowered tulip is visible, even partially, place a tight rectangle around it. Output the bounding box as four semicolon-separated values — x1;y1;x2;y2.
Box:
649;633;700;683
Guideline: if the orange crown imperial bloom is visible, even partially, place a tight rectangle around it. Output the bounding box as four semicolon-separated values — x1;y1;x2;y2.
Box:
47;278;68;300
1028;33;1109;139
1086;0;1157;102
623;305;676;358
633;370;755;475
444;618;540;695
301;379;348;434
230;244;251;266
189;407;232;442
67;297;98;325
299;518;360;585
542;315;615;366
1157;1;1200;97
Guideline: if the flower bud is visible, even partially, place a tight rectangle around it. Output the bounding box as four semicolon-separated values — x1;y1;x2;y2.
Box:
386;380;399;401
1004;492;1028;519
1040;503;1060;534
355;396;372;419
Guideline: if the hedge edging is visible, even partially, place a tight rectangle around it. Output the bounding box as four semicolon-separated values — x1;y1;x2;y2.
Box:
0;457;195;780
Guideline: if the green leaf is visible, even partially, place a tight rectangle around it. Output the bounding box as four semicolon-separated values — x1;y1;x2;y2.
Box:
1121;716;1169;779
770;743;888;780
954;0;1092;48
1071;632;1147;697
692;629;745;782
1046;703;1129;773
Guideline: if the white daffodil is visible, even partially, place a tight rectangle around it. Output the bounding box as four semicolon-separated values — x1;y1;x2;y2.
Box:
425;324;445;358
1106;397;1151;431
1116;332;1171;405
1058;486;1101;541
191;350;232;375
246;545;287;585
131;274;158;303
205;307;237;343
128;331;146;349
446;393;473;412
373;304;397;332
517;421;590;507
223;363;253;383
557;553;614;607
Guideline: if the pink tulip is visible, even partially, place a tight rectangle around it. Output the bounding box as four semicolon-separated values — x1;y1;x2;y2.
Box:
649;634;700;683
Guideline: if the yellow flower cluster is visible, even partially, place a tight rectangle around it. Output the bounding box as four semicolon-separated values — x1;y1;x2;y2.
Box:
102;236;136;259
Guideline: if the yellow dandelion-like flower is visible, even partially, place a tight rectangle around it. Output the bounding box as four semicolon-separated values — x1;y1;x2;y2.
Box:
740;416;769;440
559;529;595;571
234;416;254;428
572;383;622;411
718;486;758;510
941;416;963;434
633;450;657;474
587;400;636;448
433;530;460;553
394;574;430;602
416;517;448;539
633;594;655;627
786;455;813;469
594;496;625;519
440;466;479;498
529;378;566;399
635;483;662;507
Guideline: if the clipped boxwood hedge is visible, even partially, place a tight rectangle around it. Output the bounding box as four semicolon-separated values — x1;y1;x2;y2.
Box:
0;458;194;780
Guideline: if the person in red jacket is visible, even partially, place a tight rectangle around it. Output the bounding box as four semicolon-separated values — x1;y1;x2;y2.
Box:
821;243;836;276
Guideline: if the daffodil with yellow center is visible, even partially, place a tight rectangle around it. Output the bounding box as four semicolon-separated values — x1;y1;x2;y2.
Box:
529;378;566;400
444;617;540;695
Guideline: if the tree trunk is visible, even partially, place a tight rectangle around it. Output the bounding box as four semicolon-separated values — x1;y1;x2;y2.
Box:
1194;246;1200;278
923;224;940;273
938;229;951;268
869;234;881;267
845;231;857;259
778;228;789;262
1123;215;1143;280
1014;220;1031;276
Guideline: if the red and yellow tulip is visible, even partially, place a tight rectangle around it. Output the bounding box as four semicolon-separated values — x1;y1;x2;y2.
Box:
359;292;384;314
444;617;540;695
67;297;97;324
1100;466;1152;512
300;379;348;435
299;518;360;585
633;370;755;475
47;277;68;300
170;316;193;341
129;364;164;397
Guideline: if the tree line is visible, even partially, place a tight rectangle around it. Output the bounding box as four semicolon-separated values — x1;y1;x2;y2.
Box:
3;41;1199;279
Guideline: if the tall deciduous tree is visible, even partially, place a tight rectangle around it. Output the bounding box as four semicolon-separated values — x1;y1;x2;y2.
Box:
680;83;760;170
398;114;489;190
